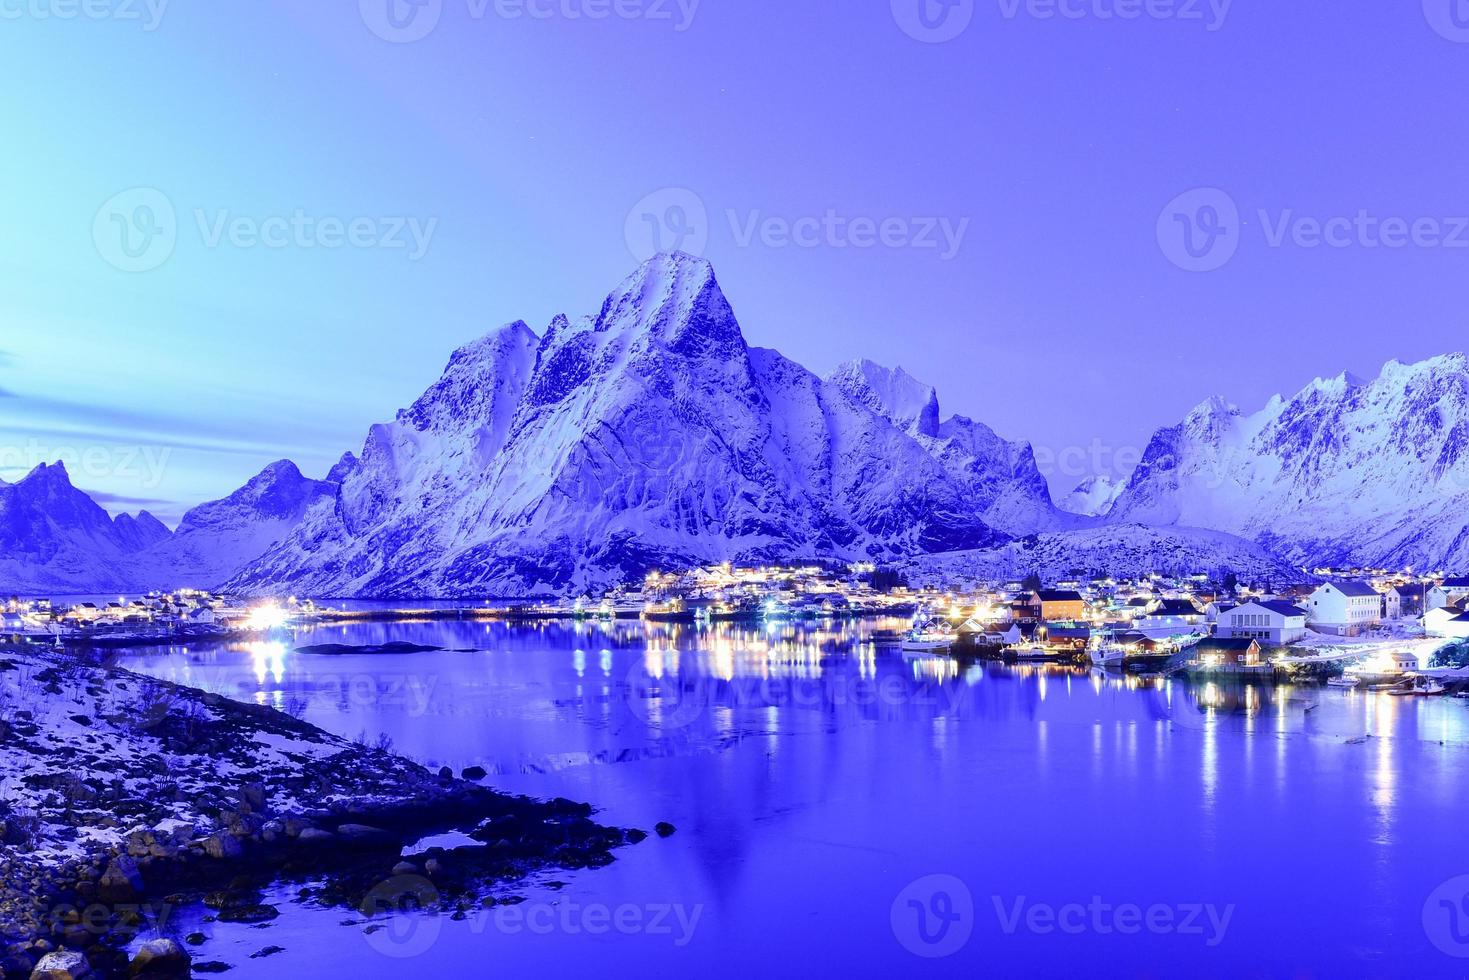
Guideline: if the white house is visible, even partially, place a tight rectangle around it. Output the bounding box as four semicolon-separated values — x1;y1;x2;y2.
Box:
1216;600;1308;645
1425;606;1469;639
1428;578;1469;612
1137;598;1207;632
1307;581;1383;636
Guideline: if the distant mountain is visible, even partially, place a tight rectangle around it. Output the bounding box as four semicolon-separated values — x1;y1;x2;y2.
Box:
1059;475;1124;518
0;459;337;595
1107;354;1469;571
0;463;169;594
222;253;1073;597
137;460;336;589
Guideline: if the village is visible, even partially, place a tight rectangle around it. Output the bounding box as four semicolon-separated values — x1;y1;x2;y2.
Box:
4;565;1469;691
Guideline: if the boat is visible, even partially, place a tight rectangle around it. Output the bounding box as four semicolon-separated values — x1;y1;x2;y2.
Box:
1326;675;1361;690
1087;643;1128;670
900;607;954;653
1012;646;1061;662
1388;676;1446;697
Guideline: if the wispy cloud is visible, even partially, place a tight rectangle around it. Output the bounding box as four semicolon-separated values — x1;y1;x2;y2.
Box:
84;490;175;508
1;392;323;460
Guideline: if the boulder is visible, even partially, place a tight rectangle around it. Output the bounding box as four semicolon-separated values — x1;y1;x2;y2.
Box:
127;938;190;978
30;948;91;980
203;834;243;860
98;856;143;904
335;825;397;846
296;828;335;844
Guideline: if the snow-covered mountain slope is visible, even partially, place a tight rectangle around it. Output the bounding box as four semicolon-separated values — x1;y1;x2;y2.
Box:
134;460;337;589
1108;354;1469;570
0;463;171;594
900;523;1307;587
227;253;1034;597
1059;475;1124;518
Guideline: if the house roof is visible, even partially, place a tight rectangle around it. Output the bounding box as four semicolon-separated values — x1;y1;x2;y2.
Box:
1243;600;1307;619
1153;599;1201;615
1441;577;1469;589
1037;590;1083;603
1197;638;1259;653
1319;581;1379;599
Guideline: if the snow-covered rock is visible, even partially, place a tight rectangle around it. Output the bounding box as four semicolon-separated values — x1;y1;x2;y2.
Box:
1108;354;1469;570
1059;475;1124;518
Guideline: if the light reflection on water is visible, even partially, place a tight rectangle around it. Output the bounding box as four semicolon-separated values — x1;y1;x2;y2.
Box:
111;618;1469;977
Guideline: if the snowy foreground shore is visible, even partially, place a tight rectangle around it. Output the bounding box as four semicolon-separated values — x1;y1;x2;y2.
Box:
0;645;638;979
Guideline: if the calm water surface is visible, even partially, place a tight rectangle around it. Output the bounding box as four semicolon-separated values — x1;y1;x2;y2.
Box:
115;619;1469;977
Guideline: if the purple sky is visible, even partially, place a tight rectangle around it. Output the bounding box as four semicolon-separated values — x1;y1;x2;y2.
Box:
2;1;1468;520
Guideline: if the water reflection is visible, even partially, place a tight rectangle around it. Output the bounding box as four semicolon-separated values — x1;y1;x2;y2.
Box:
97;618;1469;977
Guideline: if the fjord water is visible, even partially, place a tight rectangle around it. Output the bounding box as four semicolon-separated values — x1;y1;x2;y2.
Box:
119;619;1469;976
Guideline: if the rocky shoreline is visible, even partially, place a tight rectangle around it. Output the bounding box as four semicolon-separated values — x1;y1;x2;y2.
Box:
0;647;641;979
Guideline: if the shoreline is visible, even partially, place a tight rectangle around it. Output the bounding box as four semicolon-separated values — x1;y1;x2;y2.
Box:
0;648;642;979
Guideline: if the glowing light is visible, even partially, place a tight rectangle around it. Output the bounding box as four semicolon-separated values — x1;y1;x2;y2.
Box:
245;603;289;632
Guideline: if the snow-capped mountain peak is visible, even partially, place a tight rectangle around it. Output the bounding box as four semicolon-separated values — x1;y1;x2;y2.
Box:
827;359;940;438
1109;352;1469;569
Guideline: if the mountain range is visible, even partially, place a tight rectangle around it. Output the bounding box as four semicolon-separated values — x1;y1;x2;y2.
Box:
1;253;1463;596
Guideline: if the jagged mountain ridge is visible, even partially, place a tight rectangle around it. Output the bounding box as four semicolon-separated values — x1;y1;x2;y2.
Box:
224;253;1061;597
1107;354;1469;570
0;458;338;594
0;462;170;594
